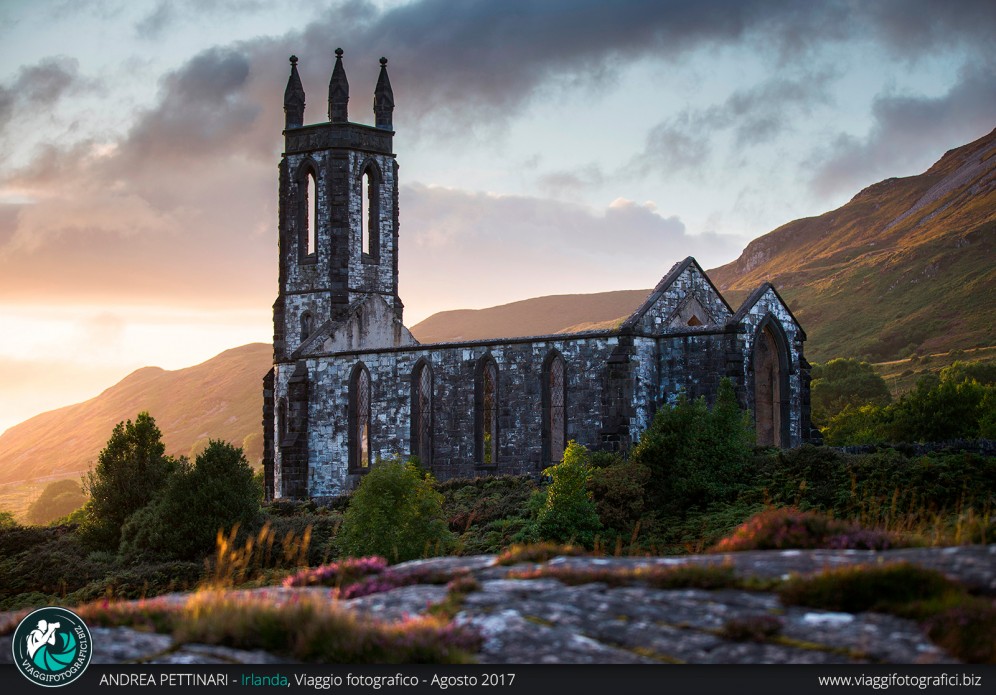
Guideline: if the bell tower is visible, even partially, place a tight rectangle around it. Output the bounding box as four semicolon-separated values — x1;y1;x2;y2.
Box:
273;50;401;361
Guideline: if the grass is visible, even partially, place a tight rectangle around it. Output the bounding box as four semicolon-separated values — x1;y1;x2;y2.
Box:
778;563;996;664
506;559;746;590
68;590;481;664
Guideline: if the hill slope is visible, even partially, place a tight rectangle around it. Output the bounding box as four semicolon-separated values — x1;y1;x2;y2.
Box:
409;289;650;343
710;127;996;361
0;344;271;487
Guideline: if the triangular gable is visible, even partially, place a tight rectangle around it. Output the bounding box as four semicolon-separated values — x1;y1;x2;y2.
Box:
732;282;807;340
622;256;734;334
293;295;418;357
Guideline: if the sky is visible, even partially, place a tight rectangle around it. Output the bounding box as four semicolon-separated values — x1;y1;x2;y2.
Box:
0;0;994;436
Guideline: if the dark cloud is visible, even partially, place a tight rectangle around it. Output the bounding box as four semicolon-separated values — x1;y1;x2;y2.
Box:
862;0;996;60
633;72;834;177
0;57;90;132
809;61;996;198
123;47;258;162
135;1;174;39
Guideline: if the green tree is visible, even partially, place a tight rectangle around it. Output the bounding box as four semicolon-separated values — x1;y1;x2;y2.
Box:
26;479;87;526
119;440;261;561
0;510;15;529
537;441;602;547
811;359;891;426
79;412;178;550
631;379;753;518
338;459;454;563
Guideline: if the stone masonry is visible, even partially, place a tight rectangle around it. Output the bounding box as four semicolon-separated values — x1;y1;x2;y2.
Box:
263;51;817;501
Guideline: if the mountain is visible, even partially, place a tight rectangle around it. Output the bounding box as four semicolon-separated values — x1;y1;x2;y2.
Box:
710;127;996;361
409;289;650;344
0;344;272;487
411;130;995;361
3;130;993;490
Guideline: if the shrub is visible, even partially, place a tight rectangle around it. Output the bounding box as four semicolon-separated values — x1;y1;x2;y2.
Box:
80;413;178;550
712;508;903;552
810;359;891;426
25;480;87;526
338;459;455;563
778;563;958;614
119;440;261;561
924;600;996;664
631;378;753;518
588;459;651;538
536;441;602;547
495;542;587;566
0;511;15;529
284;556;387;588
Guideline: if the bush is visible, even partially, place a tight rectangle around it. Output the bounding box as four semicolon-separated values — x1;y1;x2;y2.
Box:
536;441;602;547
80;413;178;550
338;459;455;563
26;479;87;526
631;378;753;518
712;508;903;552
588;459;651;539
810;359;891;426
119;440;261;561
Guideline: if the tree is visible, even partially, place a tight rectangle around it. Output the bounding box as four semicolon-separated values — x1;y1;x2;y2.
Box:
26;480;87;526
120;440;261;561
79;412;177;550
338;459;454;563
630;379;753;518
537;441;602;547
811;359;891;426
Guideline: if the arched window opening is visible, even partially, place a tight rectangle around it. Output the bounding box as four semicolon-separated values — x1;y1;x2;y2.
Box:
544;353;567;464
753;323;788;448
349;364;371;469
306;170;317;256
361;171;370;255
359;163;380;260
411;360;433;466
476;356;498;465
300;312;314;343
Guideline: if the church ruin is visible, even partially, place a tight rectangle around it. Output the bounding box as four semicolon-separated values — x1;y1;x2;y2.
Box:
263;52;815;500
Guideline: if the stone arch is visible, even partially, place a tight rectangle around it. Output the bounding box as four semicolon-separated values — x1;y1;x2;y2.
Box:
474;353;499;466
541;349;567;465
348;362;371;470
356;158;382;260
410;358;433;466
752;315;791;447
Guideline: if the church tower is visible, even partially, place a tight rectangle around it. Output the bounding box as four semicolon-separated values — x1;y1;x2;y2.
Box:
273;50;401;362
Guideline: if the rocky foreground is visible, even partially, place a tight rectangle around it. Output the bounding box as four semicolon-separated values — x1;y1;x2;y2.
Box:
2;545;993;665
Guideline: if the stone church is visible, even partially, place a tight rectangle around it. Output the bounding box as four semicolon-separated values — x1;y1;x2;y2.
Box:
262;52;815;501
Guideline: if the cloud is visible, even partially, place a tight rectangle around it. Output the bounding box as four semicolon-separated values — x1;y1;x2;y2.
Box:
0;57;92;133
632;71;834;177
809;61;996;198
135;1;174;39
398;184;746;318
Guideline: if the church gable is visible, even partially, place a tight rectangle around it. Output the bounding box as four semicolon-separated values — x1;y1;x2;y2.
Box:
624;257;733;334
294;295;416;357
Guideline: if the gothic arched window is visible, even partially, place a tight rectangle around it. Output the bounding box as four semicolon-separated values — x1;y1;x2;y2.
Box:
359;161;380;261
349;363;371;469
475;355;498;465
543;351;567;464
296;160;319;262
411;359;433;466
300;311;314;343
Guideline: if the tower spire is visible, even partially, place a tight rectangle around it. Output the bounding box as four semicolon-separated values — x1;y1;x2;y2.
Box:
283;55;305;129
328;48;349;123
373;57;394;130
